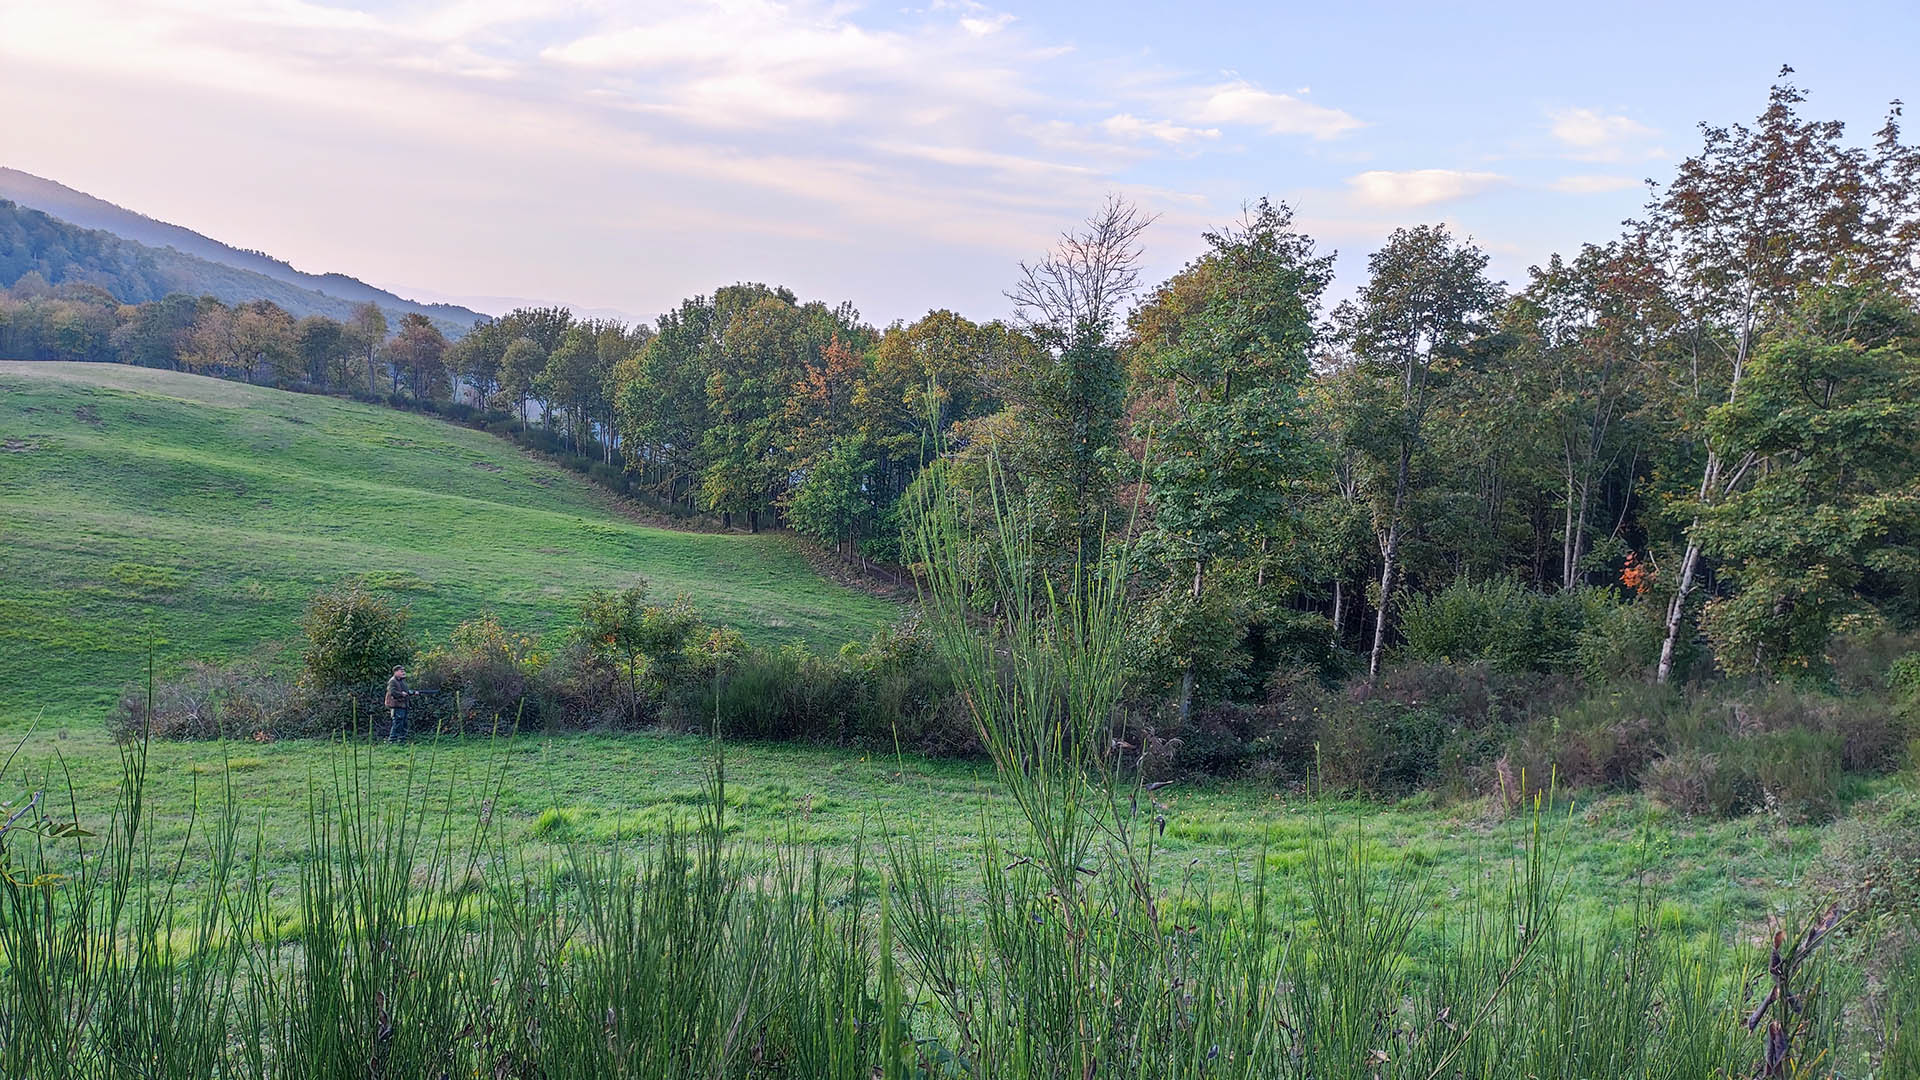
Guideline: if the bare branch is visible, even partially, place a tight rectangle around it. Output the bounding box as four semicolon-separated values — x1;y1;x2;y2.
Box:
1007;195;1156;343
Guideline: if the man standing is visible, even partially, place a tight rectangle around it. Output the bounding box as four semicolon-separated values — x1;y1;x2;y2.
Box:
384;665;414;743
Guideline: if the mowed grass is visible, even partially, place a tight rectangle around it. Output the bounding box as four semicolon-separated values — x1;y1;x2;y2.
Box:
0;361;898;725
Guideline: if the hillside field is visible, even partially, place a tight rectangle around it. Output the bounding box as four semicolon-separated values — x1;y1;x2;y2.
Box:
0;359;1895;967
0;361;898;725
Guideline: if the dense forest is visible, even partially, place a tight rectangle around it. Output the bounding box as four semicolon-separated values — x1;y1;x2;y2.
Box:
6;75;1919;718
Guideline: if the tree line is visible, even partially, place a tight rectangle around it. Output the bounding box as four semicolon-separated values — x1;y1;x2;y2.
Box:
6;73;1918;712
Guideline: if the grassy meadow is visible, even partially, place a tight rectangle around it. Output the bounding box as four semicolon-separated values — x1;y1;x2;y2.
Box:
0;360;1877;942
3;362;1912;1077
7;723;1857;953
0;361;897;725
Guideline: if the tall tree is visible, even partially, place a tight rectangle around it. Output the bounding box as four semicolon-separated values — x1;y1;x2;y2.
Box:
346;302;388;395
293;315;347;389
1130;198;1333;716
702;290;809;531
1333;225;1503;679
385;313;450;400
1005;196;1153;560
498;337;546;422
615;296;718;508
1513;241;1670;589
1697;285;1920;673
1647;71;1919;681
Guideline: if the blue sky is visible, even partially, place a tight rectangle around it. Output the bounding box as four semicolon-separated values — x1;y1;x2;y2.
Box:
2;0;1913;326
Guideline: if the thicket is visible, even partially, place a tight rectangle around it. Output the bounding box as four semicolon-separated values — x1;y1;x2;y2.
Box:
113;568;1919;823
113;583;966;753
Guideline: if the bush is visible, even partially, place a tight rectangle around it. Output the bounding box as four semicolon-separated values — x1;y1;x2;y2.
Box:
415;614;547;730
111;661;297;741
1724;727;1845;822
1505;683;1684;793
1399;579;1617;674
1734;685;1908;774
1312;695;1454;794
1574;598;1665;683
1889;652;1920;698
1644;748;1739;816
300;584;414;695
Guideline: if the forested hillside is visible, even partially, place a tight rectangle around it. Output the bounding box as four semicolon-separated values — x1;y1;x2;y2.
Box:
7;75;1919;724
0;198;475;337
0;167;483;330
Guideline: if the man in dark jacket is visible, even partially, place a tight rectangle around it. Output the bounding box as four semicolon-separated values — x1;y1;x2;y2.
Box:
384;666;414;743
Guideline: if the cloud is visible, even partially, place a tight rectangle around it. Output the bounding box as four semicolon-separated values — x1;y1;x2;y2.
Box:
1192;81;1363;139
1548;108;1661;162
1101;113;1219;145
960;13;1015;35
1346;169;1505;208
1549;174;1643;195
0;0;1378;321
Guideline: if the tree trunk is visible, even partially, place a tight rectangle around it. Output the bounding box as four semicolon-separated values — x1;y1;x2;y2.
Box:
1657;533;1704;683
1368;444;1413;681
1657;307;1755;683
1369;521;1400;681
1562;470;1578;590
1331;578;1344;643
1178;557;1203;723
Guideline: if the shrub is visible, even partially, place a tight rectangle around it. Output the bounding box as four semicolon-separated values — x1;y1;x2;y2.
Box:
1724;728;1844;822
1644;748;1738;816
1735;685;1908;773
111;661;297;741
542;638;636;728
1313;697;1453;794
1399;579;1616;674
1889;652;1920;698
415;613;547;730
300;584;413;694
1506;683;1685;793
1574;598;1665;683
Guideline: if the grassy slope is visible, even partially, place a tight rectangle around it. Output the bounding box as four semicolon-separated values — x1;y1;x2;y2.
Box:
0;361;897;724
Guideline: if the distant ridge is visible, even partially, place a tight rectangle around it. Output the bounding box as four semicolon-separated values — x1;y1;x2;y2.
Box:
0;167;484;335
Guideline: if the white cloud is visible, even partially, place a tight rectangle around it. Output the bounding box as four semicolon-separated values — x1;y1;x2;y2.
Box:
0;0;1379;321
1548;108;1661;162
960;13;1014;35
1192;81;1363;139
1549;174;1643;195
1101;113;1219;144
1346;169;1505;208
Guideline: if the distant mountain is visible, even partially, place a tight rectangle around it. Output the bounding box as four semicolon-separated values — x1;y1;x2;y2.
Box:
0;168;484;335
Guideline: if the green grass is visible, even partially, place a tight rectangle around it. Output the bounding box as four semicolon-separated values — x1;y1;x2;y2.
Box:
0;362;898;724
4;722;1854;949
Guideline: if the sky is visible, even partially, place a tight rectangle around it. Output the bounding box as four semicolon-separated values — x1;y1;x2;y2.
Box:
2;0;1915;327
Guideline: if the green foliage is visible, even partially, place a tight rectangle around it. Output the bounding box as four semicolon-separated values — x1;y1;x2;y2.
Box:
0;364;895;724
1700;287;1920;675
1890;652;1920;698
1133;198;1332;566
298;583;414;692
1399;578;1618;674
784;437;874;553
